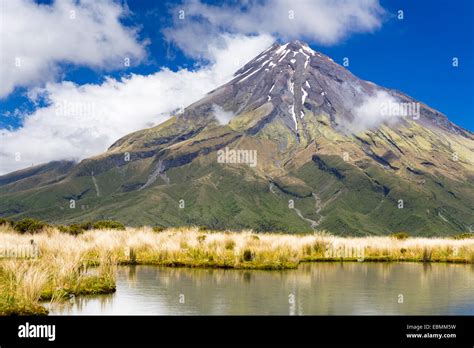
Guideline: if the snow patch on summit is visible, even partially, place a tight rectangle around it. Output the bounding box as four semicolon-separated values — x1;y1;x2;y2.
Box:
278;50;290;62
275;43;289;55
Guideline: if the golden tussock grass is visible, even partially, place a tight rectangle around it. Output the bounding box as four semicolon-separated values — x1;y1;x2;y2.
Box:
1;225;473;314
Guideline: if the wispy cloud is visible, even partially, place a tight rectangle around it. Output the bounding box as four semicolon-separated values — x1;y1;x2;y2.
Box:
350;91;402;133
212;105;234;125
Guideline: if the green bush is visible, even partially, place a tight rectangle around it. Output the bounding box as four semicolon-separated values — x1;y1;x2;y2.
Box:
242;249;255;262
152;226;165;232
13;218;49;234
92;220;125;230
390;232;409;240
56;220;125;234
57;225;69;233
58;224;84;236
77;221;93;231
452;233;474;240
0;218;13;226
71;224;87;235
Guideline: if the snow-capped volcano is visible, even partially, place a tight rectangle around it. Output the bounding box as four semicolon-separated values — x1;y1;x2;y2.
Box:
173;40;468;144
1;40;473;235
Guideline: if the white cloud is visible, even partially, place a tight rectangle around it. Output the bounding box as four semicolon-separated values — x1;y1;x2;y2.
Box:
0;34;274;174
212;105;234;125
350;90;401;133
165;0;385;58
0;0;146;98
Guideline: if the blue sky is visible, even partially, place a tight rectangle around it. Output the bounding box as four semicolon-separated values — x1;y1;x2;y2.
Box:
0;0;472;173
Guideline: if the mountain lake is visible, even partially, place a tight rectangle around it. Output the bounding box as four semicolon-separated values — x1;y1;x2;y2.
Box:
46;262;474;315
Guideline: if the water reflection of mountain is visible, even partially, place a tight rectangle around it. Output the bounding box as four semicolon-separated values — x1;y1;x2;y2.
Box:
49;263;474;315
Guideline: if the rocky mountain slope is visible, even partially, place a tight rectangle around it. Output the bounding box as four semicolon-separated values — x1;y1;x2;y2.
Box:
1;40;473;235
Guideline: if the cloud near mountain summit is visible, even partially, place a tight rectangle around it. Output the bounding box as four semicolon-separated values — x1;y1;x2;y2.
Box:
165;0;385;58
0;0;386;174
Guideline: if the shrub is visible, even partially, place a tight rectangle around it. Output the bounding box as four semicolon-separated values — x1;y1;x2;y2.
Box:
57;225;69;233
77;221;94;231
197;235;207;244
242;249;255;262
0;218;13;226
58;224;84;236
452;233;474;240
13;218;49;234
70;224;87;235
152;226;165;232
58;220;126;232
390;232;409;240
92;220;125;230
198;226;209;232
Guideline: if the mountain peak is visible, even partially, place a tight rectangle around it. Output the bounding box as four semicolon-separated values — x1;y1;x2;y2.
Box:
233;40;327;78
284;39;313;50
1;41;473;235
223;40;366;136
218;40;468;139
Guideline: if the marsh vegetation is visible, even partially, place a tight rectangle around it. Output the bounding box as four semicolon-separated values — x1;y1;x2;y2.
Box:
0;222;473;315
